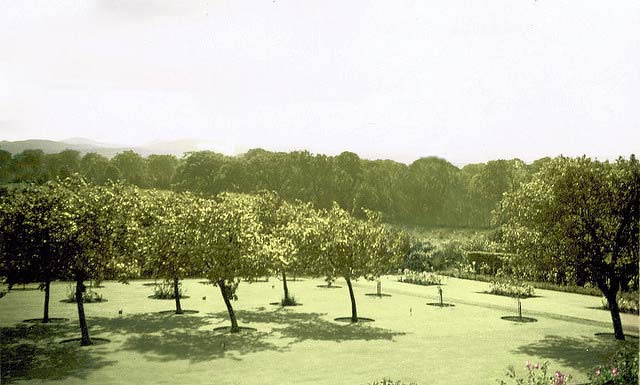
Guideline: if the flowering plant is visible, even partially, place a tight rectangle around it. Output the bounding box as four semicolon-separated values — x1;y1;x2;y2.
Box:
499;361;570;385
489;277;535;298
398;269;442;286
588;344;638;385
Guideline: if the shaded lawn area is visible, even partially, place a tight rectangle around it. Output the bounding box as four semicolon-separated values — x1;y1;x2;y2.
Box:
0;278;637;385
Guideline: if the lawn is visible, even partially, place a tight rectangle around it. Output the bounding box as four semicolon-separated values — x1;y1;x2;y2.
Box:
1;276;638;385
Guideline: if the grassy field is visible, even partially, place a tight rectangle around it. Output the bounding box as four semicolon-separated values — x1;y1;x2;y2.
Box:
1;276;638;385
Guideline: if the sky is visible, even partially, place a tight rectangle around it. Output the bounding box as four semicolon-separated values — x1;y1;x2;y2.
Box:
0;1;638;165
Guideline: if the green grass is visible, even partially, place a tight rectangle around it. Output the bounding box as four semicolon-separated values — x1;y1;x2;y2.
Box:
0;277;638;385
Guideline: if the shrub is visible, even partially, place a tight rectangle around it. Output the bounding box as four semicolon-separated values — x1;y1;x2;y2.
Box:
280;295;298;306
365;378;417;385
488;277;535;298
589;344;638;385
66;287;104;303
398;269;442;286
403;241;466;273
499;361;571;385
152;280;184;299
601;292;639;315
402;241;436;272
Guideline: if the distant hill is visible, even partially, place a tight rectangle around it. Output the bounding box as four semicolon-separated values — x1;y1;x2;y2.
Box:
0;138;218;158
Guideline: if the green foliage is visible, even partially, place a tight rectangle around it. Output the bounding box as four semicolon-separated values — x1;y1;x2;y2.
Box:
398;269;443;286
497;156;639;339
279;295;297;306
588;344;638;385
66;286;104;303
499;361;571;385
152;280;185;299
601;292;639;315
365;379;417;385
488;277;535;298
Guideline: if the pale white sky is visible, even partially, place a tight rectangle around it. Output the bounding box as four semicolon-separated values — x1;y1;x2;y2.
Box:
0;1;638;164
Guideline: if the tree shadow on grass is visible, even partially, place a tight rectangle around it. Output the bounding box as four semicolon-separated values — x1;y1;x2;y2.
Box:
88;312;283;363
513;334;636;373
206;309;406;344
0;323;116;384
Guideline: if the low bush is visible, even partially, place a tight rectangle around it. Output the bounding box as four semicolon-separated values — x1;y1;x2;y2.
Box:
601;292;639;315
499;361;571;385
488;278;535;298
152;280;185;299
365;378;417;385
588;344;638;385
280;295;298;306
398;269;442;286
65;287;104;303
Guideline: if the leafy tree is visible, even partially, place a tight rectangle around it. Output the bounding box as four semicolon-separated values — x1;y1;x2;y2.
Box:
52;177;141;345
0;185;70;322
498;156;639;340
196;193;266;332
0;149;12;182
311;204;409;322
255;192;314;305
146;154;179;190
111;150;148;187
79;153;110;185
10;150;46;183
138;190;199;314
44;150;81;179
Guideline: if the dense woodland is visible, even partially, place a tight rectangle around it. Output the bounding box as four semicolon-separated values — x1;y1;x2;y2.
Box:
0;148;549;227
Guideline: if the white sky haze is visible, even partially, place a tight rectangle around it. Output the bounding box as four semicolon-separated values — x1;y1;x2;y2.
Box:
0;1;638;164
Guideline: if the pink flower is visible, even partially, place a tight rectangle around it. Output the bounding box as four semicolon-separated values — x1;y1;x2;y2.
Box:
554;371;566;385
595;368;601;376
612;367;619;376
525;361;532;369
534;363;540;369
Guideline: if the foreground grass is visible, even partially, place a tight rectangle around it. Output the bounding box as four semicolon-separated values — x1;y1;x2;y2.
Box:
0;277;638;385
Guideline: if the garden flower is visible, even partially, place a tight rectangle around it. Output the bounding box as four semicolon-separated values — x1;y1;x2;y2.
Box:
534;363;540;369
525;361;532;369
554;371;566;385
612;367;618;376
595;368;601;376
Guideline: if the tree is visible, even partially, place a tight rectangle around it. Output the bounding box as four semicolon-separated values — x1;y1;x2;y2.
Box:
0;149;12;182
52;176;141;345
146;154;179;190
10;149;46;183
0;184;70;322
138;190;199;314
497;156;639;340
255;192;314;305
311;204;409;322
79;153;110;185
111;150;148;187
196;193;266;332
44;150;81;179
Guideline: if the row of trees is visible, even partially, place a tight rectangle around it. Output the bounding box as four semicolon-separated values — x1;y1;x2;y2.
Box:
0;176;410;345
0;148;544;227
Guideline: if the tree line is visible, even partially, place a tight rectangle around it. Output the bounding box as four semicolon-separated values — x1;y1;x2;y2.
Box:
0;147;548;227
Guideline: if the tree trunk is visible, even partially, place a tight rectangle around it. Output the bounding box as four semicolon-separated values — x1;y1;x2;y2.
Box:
606;291;626;340
345;277;358;322
282;271;290;302
42;280;51;323
218;280;239;333
173;277;183;314
75;280;92;346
